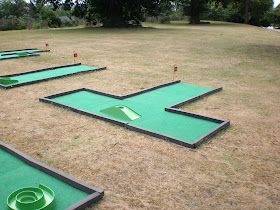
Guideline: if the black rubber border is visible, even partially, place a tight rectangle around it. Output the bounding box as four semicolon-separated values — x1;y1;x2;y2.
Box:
0;48;41;53
0;63;106;89
0;53;40;60
0;48;50;60
39;80;230;148
0;140;104;210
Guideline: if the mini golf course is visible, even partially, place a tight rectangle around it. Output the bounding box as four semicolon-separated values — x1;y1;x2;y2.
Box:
0;141;104;210
40;80;230;148
0;63;106;89
0;49;49;60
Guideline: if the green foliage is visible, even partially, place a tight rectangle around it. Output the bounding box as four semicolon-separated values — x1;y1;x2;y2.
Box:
223;3;244;23
204;2;244;23
265;5;280;26
0;0;28;18
0;0;80;30
249;0;273;26
62;0;74;11
74;0;171;27
73;2;99;25
0;16;27;30
204;2;225;21
39;6;61;27
204;0;273;26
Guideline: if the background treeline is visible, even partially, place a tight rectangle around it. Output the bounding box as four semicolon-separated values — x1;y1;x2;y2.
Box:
203;0;280;27
0;0;80;30
0;0;279;31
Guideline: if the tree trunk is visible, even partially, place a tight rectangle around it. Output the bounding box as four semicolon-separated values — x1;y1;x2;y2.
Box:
244;0;250;24
190;14;201;24
103;2;126;27
189;0;201;24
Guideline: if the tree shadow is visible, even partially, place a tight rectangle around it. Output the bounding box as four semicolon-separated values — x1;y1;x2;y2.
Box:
245;44;280;60
169;21;240;27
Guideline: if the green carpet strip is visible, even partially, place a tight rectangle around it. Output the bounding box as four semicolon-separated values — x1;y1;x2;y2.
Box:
0;49;48;60
40;81;230;148
0;63;106;89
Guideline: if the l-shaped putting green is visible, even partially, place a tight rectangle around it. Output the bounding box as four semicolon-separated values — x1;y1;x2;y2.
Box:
40;81;229;148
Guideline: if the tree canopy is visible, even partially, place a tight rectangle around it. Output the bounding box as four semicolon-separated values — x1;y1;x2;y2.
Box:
0;0;278;30
0;0;28;18
73;0;170;27
203;0;273;26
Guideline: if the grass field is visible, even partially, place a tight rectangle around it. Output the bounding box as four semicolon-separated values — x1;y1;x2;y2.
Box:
1;21;279;209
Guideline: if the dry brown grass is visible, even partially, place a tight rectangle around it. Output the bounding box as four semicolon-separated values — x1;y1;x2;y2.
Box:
1;21;280;209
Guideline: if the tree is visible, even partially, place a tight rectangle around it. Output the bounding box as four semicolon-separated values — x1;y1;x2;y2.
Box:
62;0;74;11
180;0;210;24
0;0;28;18
231;0;273;24
204;0;273;26
249;0;273;25
265;4;280;27
74;0;169;27
39;6;61;27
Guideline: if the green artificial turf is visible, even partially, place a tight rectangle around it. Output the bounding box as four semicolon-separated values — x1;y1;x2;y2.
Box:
51;82;220;143
0;148;89;210
1;65;99;85
0;49;41;60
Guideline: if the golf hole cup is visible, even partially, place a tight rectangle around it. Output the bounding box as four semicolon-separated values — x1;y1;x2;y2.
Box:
7;184;55;210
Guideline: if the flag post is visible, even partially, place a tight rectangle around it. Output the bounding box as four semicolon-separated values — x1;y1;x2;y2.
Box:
45;42;49;51
173;64;177;81
73;52;77;63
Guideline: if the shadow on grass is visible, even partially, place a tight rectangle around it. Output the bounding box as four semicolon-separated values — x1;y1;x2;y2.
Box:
47;26;158;34
46;21;241;34
169;21;240;27
245;44;280;61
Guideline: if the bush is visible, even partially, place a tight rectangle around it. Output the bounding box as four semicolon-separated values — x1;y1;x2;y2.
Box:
59;15;79;27
0;0;81;30
39;6;61;28
17;18;27;29
31;20;48;29
0;16;27;31
60;16;72;27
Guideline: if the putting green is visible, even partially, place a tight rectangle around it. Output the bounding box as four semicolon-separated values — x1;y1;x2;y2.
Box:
50;82;221;143
9;65;99;84
0;49;42;60
0;148;89;210
0;64;105;89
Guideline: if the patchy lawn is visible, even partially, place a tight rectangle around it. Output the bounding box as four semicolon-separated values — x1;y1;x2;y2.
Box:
1;21;279;209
